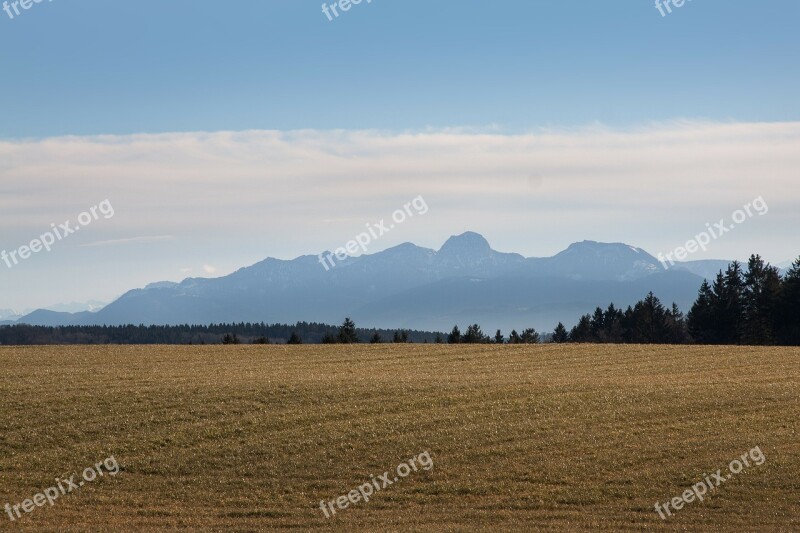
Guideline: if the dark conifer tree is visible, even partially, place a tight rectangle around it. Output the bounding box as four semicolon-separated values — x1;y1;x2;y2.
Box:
688;279;716;343
494;329;505;344
463;324;487;344
552;322;569;343
447;325;462;344
337;318;360;344
742;255;782;344
569;315;592;343
777;258;800;344
520;328;540;344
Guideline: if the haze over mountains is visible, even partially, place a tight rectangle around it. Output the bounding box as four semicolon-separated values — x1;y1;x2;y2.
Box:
6;232;737;332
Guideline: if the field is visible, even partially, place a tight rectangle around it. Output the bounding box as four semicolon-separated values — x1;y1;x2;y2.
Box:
0;344;798;532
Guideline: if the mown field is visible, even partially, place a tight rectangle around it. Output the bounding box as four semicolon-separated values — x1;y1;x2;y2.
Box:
0;344;798;532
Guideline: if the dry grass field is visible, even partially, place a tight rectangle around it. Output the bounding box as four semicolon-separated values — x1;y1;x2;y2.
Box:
0;344;798;532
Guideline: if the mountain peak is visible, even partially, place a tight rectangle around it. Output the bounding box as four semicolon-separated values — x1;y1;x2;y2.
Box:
550;240;662;280
439;232;491;254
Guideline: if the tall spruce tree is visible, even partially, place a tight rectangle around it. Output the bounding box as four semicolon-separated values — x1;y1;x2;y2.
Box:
447;325;462;344
552;322;569;343
337;318;360;344
778;258;800;345
520;328;540;344
742;255;782;344
463;324;487;344
688;279;716;343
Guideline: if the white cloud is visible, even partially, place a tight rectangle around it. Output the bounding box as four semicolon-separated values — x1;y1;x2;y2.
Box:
0;121;797;264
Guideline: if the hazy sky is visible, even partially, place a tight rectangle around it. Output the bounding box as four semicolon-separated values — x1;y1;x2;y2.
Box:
1;1;798;311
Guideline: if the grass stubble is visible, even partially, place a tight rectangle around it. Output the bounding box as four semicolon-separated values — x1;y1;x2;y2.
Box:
0;344;798;531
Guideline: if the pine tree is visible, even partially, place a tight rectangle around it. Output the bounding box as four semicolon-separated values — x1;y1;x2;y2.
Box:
778;257;800;345
688;279;716;343
569;315;592;343
494;329;505;344
463;324;487;344
666;302;688;344
590;307;605;339
222;333;240;345
520;328;540;344
447;325;462;344
552;322;569;343
370;332;383;344
287;332;302;344
742;255;782;345
719;262;745;343
629;292;670;343
337;318;360;344
603;303;624;343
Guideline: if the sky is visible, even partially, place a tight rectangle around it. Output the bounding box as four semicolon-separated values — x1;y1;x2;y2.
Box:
0;1;799;312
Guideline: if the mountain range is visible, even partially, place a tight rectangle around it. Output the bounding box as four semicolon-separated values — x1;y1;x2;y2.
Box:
10;232;736;332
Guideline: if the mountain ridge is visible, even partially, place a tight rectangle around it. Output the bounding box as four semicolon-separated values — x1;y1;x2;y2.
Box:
12;232;718;331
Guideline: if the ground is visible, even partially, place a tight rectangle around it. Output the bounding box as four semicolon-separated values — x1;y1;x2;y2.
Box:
0;344;798;531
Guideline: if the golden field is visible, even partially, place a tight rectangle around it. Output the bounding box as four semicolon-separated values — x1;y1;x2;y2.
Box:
0;344;798;532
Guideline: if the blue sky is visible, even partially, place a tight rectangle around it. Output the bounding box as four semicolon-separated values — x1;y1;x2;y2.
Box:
1;0;798;137
1;1;799;313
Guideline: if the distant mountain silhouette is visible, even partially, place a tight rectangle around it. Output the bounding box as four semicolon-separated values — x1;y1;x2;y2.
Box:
15;232;714;331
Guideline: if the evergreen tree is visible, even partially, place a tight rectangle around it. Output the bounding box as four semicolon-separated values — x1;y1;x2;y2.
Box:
222;333;240;344
778;258;800;345
252;336;269;344
569;315;592;342
447;325;462;344
494;329;505;344
688;279;716;343
287;332;303;344
463;324;487;344
742;255;782;344
392;330;409;343
717;262;745;343
552;322;569;343
629;292;670;343
338;318;360;344
666;302;689;344
508;329;522;344
370;332;383;344
602;303;624;343
520;328;540;344
590;307;605;339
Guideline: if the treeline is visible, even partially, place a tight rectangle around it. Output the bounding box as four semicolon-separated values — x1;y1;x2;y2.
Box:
2;255;797;346
0;321;444;346
687;255;800;345
555;255;800;345
430;255;800;346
